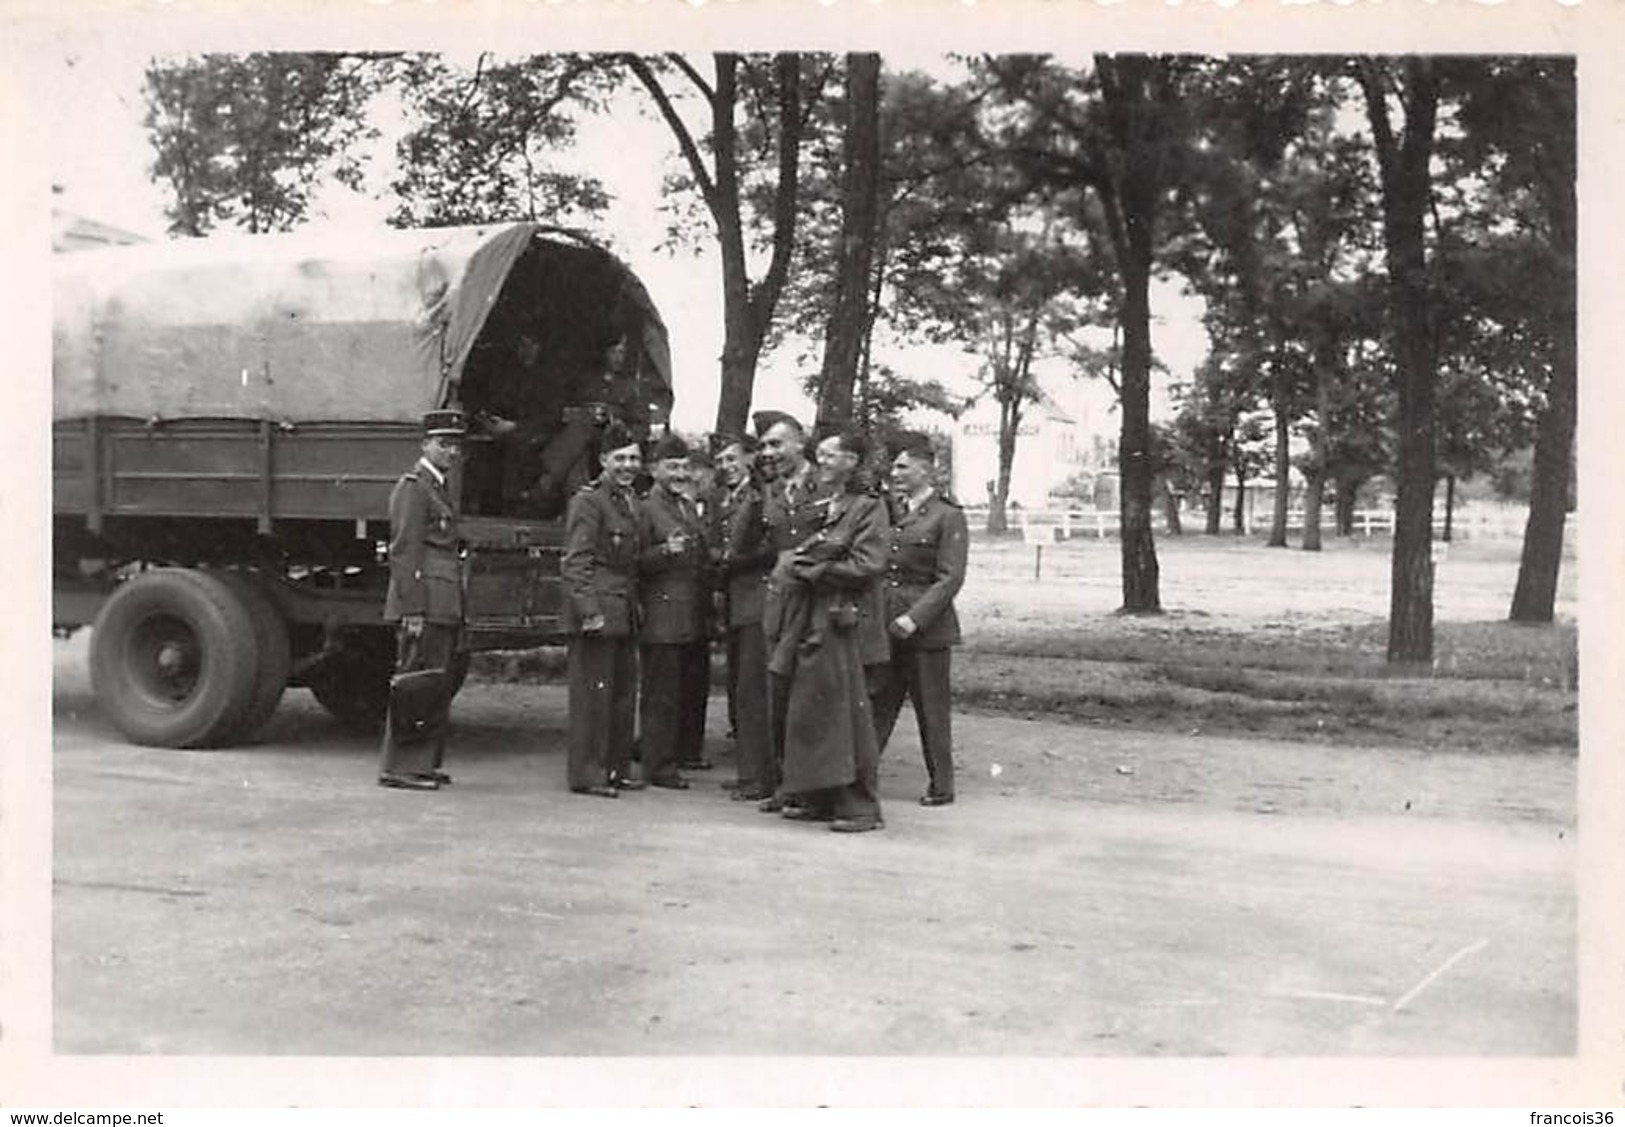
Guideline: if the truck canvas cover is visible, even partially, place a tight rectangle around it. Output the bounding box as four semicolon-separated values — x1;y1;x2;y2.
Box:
53;222;672;424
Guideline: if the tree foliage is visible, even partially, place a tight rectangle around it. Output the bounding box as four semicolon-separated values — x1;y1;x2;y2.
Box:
144;52;385;235
389;53;617;228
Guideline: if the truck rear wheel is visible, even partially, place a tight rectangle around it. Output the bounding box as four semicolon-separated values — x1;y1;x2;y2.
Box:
214;572;291;743
306;630;393;734
89;568;259;748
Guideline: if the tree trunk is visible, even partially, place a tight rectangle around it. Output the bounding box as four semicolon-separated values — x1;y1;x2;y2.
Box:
1509;289;1576;622
1163;482;1183;536
714;214;762;435
1301;469;1325;552
1303;348;1333;552
1268;399;1291;547
1204;464;1225;535
1232;464;1247;535
1114;220;1160;603
1359;58;1441;665
1442;473;1456;543
988;401;1017;536
1334;476;1359;536
814;53;882;432
1510;75;1577;625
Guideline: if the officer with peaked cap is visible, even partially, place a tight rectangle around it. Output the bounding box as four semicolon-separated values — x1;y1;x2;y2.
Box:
871;433;968;806
561;422;646;798
379;409;467;791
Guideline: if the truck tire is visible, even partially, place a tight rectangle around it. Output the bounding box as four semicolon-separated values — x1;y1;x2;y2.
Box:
89;568;259;748
306;629;393;734
214;572;291;743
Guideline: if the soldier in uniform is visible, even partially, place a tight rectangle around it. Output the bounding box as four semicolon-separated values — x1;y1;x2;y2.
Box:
378;409;468;791
561;423;646;798
634;434;711;789
871;435;969;806
713;433;776;800
767;429;889;832
754;413;828;809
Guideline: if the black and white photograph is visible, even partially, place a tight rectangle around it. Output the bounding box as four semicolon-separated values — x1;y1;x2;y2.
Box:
4;1;1623;1111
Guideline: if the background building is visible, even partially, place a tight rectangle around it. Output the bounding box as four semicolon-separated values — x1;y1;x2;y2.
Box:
950;373;1123;510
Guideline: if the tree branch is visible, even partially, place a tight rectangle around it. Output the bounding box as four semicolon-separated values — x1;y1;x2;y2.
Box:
624;53;718;207
748;52;804;336
666;53;716;102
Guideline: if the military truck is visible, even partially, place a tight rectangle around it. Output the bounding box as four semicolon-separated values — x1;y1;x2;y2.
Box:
52;222;673;748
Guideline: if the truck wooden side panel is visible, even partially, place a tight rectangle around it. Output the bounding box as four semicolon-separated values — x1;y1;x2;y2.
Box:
54;417;569;646
54;418;416;525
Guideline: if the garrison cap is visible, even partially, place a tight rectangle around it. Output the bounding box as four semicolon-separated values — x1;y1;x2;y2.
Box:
600;421;641;456
751;409;802;438
648;432;691;463
712;430;757;455
422;409;468;438
818;427;870;462
891;431;937;463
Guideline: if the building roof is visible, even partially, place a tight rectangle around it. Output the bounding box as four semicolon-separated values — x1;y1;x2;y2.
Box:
52;209;151;253
1031;387;1074;425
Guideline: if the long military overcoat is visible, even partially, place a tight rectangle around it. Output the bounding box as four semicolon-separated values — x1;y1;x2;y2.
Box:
768;490;889;796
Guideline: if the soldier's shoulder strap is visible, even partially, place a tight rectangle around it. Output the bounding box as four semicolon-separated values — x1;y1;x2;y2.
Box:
938;492;962;508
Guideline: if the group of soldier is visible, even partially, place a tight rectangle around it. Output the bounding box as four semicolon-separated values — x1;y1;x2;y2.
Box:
375;405;970;836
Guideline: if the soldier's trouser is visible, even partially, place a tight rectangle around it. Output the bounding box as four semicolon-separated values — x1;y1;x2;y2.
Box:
728;622;771;790
638;641;708;782
567;633;637;790
870;645;956;799
725;630;740;736
378;622;458;779
767;671;791;797
678;639;710;763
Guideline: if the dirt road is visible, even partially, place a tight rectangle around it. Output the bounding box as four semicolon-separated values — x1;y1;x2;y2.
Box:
50;634;1575;1058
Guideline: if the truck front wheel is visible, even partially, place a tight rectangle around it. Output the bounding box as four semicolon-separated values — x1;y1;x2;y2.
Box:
89;568;260;748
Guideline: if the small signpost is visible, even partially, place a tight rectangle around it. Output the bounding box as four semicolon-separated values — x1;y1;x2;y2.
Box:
1022;514;1058;580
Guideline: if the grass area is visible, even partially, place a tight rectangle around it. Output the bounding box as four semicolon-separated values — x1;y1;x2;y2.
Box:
470;533;1579;754
951;624;1576;754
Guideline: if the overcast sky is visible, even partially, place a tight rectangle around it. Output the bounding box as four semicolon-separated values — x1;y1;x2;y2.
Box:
47;41;1207;434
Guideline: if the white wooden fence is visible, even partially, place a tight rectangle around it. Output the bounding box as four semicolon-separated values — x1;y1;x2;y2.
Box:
963;505;1553;542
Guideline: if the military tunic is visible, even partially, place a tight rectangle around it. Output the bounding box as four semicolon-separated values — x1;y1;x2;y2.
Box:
561;476;643;791
871;490;969;800
379;458;463;780
635;484;710;784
